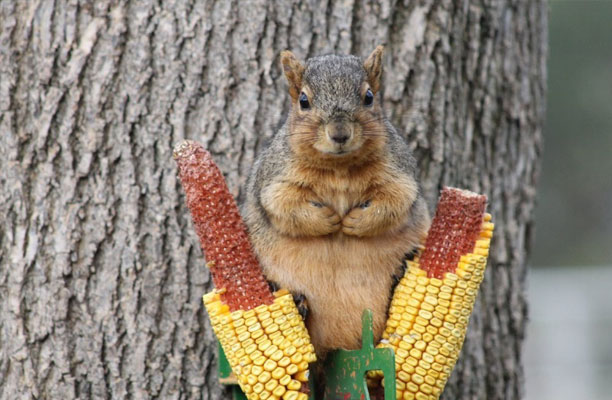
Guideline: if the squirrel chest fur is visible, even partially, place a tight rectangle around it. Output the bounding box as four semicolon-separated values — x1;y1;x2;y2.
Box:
243;46;430;358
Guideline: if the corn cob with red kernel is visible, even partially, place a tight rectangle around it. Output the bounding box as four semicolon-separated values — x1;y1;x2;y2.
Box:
372;187;494;400
174;140;315;400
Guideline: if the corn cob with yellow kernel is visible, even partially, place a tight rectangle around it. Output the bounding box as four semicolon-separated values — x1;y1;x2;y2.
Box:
372;187;494;400
174;140;315;400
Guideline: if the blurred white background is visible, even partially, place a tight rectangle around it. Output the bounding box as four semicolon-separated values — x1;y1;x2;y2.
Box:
524;266;612;400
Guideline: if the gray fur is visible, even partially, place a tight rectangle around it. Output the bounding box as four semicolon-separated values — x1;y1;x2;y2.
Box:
304;55;366;119
244;52;427;239
242;50;430;367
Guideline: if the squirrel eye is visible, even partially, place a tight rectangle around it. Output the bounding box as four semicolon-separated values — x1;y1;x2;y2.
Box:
364;89;374;106
299;92;310;110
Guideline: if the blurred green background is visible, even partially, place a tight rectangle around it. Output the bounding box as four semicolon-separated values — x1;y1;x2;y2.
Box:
526;3;612;400
532;0;612;267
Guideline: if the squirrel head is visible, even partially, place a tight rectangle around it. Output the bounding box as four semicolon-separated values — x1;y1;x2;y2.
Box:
280;46;387;163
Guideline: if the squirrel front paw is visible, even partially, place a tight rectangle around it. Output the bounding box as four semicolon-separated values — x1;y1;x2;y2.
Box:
270;201;341;237
342;201;389;237
301;201;342;236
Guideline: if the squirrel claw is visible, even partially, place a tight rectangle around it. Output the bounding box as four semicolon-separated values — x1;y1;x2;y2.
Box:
341;204;381;237
293;293;309;320
359;200;371;209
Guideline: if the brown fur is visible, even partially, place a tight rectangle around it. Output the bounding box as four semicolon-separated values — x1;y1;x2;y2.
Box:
363;45;384;94
253;153;424;357
280;50;305;101
243;47;430;359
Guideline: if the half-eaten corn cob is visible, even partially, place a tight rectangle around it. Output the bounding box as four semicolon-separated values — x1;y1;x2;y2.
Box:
373;187;494;400
174;140;315;399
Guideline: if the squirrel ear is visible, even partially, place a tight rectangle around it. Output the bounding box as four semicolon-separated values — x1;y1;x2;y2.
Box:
364;45;384;94
280;51;305;101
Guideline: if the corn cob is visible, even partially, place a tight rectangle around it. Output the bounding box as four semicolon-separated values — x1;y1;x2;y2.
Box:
205;289;316;400
173;140;274;310
174;140;315;399
373;187;494;400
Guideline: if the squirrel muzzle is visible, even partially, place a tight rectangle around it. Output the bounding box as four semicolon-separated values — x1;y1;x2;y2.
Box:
327;121;352;145
323;119;359;153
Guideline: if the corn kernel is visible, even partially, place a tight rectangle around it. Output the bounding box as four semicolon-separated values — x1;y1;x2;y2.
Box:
249;349;263;360
430;318;443;328
245;343;258;355
286;364;298;375
405;305;419;315
253;382;264;394
427;367;439;378
424;375;436;386
422;353;435;364
269;349;284;362
396;326;409;336
406;382;419;393
265;324;279;335
431;362;443;372
282;390;299;400
411;374;425;385
401;363;415;375
426;286;440;295
396;348;410;360
271;367;286;380
406;357;418;367
438;292;451;300
409;348;422;359
273;385;286;397
257;371;272;384
290;352;303;365
414;340;427;351
420;383;433;395
294;370;309;382
279;374;291;386
424;296;438;306
418;358;431;370
437;298;450;308
263;345;279;358
418;310;433;320
426;326;438;336
261;359;277;372
287;379;301;391
421;303;435;313
247;375;258;385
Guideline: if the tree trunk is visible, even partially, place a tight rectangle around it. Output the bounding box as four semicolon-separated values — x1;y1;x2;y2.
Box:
0;1;546;399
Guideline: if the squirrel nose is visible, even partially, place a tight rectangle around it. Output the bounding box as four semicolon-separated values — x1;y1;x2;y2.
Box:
331;132;350;144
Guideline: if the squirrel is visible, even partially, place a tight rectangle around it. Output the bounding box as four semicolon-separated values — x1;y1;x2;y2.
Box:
243;46;431;360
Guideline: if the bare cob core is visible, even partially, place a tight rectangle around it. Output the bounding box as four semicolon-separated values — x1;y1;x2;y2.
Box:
173;140;274;310
419;187;487;279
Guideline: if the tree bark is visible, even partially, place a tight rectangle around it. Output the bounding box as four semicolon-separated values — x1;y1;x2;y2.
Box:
0;1;546;399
